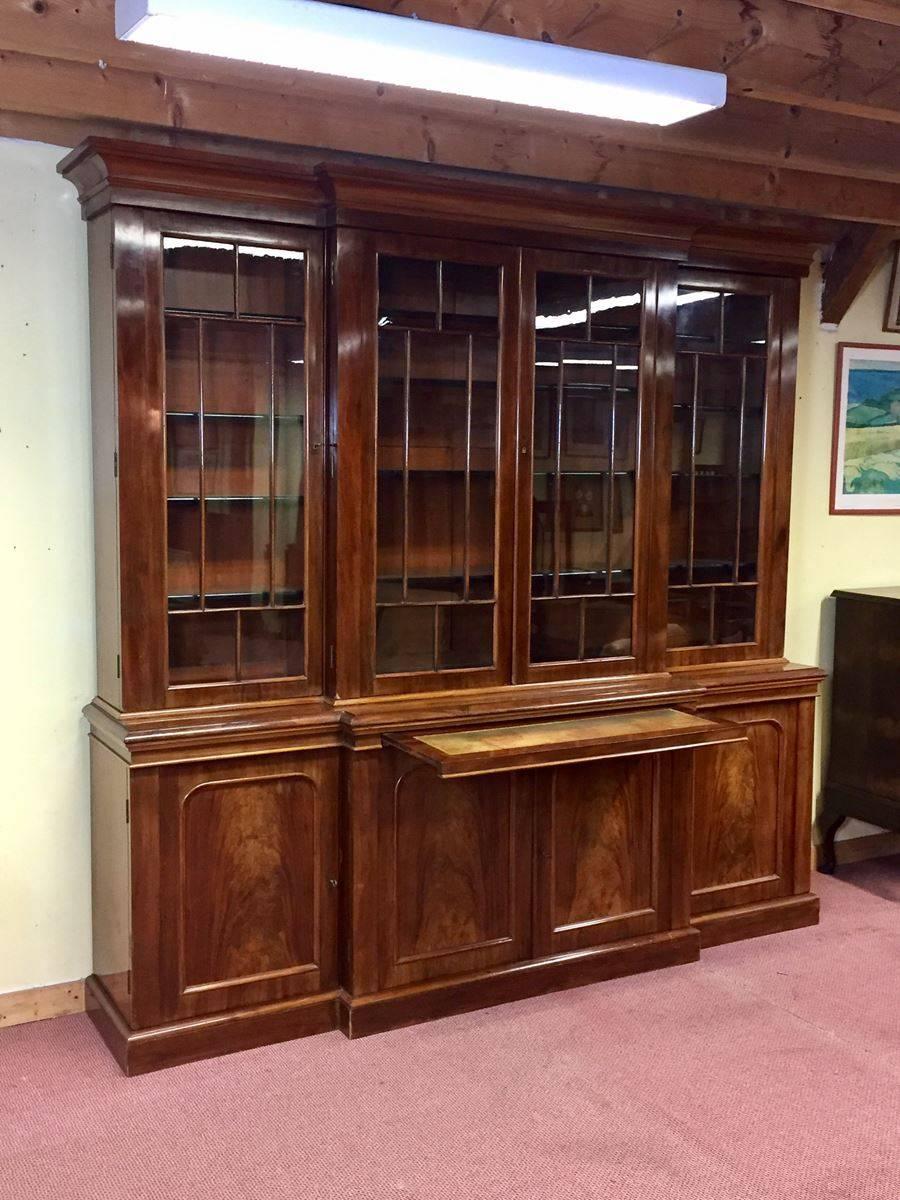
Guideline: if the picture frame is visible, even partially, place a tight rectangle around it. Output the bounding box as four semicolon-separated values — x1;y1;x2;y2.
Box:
830;342;900;514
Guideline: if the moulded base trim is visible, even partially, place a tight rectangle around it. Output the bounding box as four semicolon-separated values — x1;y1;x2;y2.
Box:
338;928;701;1039
692;893;820;949
84;975;339;1075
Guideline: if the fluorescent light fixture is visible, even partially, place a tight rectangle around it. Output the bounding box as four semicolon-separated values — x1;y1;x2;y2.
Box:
116;0;726;126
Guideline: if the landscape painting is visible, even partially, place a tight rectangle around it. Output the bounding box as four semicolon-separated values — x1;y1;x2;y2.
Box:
831;343;900;514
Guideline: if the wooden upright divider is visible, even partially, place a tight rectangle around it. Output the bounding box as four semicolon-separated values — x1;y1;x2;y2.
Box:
61;138;824;1074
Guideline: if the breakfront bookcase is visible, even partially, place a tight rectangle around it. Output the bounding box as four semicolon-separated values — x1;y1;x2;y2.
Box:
62;139;825;1074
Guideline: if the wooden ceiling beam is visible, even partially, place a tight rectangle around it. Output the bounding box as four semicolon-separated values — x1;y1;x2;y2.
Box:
821;224;900;323
2;48;899;224
0;0;899;126
786;1;900;27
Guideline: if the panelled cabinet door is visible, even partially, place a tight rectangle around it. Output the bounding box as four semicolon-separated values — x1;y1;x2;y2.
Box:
533;755;676;956
114;209;325;710
376;751;533;989
690;702;796;915
515;249;662;683
130;750;338;1027
664;270;797;666
332;230;519;698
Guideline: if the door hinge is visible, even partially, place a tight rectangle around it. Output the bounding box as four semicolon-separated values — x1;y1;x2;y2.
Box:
113;450;118;479
329;644;336;670
125;792;130;824
116;653;121;679
109;239;115;271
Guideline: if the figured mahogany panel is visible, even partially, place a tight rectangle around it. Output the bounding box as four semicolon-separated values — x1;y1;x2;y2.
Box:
131;750;338;1026
690;702;795;915
378;753;532;989
535;757;666;956
181;775;318;990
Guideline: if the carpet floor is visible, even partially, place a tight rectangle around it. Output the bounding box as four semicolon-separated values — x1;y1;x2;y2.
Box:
2;858;899;1200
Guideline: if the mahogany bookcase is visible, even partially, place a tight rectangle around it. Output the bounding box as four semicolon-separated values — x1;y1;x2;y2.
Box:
61;139;824;1074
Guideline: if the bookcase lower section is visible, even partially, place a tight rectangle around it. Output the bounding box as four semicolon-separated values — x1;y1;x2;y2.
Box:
86;674;820;1075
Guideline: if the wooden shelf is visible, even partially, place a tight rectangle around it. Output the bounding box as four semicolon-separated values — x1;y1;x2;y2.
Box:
385;707;746;777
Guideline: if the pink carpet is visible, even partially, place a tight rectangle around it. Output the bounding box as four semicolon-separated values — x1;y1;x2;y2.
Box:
2;859;899;1200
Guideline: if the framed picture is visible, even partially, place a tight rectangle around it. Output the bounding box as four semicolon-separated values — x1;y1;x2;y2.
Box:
885;244;900;334
831;342;900;514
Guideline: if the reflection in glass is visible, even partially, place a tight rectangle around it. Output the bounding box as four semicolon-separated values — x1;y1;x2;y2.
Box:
238;246;305;319
375;263;500;674
668;283;770;649
163;236;308;686
584;597;632;658
530;274;641;665
378;256;438;329
163;237;234;314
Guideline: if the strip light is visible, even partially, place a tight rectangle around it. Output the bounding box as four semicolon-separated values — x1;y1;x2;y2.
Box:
116;0;726;127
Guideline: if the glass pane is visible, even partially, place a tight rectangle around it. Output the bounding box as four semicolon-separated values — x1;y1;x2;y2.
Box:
745;357;767;409
437;604;493;669
695;410;740;475
531;472;555;597
441;261;499;334
205;498;270;605
723;292;768;355
672;404;693;476
274;325;307;416
531;598;580;663
166;414;199;498
669;475;691;585
238;246;305;319
376;605;435;674
376;471;404;603
610;474;635;593
169;611;236;684
163;238;233;314
274;498;304;604
165;317;200;412
693;478;737;583
676;288;720;353
167;499;200;608
470;473;496;599
536;273;589;339
241;609;304;679
203;321;270;416
739;480;761;582
377;328;406;473
698;356;743;409
584;597;632;658
378;256;438;329
205;414;270;497
743;410;764;479
408;331;469;471
589;277;643;342
715;586;757;644
560;343;612;472
674;353;694;410
407;472;466;600
667;590;712;648
559;473;606;590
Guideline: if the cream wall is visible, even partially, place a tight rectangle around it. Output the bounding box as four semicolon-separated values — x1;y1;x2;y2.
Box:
0;139;94;993
786;256;900;839
0;140;897;995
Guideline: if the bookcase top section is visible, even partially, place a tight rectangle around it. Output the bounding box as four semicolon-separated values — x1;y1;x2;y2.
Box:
386;706;744;776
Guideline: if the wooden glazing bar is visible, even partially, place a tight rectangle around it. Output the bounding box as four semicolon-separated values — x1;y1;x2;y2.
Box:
687;351;699;589
734;356;747;585
401;329;411;602
463;333;473;601
553;339;563;598
606;343;618;598
198;317;207;611
268;322;276;608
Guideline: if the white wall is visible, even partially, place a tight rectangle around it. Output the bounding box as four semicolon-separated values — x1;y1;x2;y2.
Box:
0;140;94;993
0;139;897;995
786;256;900;838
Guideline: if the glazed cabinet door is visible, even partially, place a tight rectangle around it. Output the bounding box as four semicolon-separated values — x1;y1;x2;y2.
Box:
111;208;325;711
374;749;533;990
331;230;519;697
689;701;799;915
663;270;798;666
533;754;685;955
129;749;338;1027
515;249;662;683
